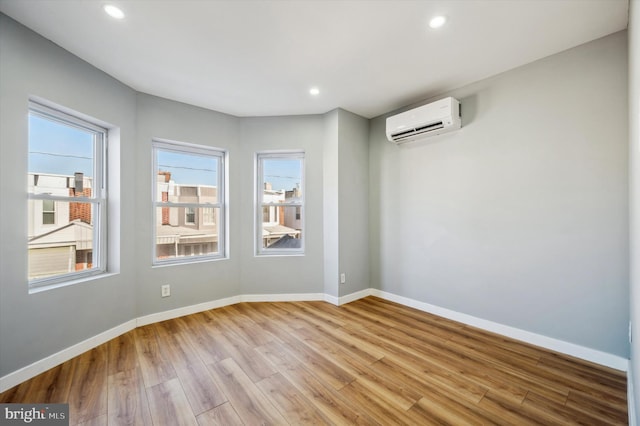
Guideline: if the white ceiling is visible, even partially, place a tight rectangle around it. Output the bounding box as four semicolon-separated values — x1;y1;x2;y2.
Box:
0;0;629;119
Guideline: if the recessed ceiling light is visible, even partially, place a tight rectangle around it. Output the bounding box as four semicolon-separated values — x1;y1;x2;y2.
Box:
104;4;125;20
429;15;447;29
309;87;320;96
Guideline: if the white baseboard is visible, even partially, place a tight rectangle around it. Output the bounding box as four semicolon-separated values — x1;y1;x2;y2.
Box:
324;293;339;305
241;293;325;303
371;289;629;372
324;288;373;306
135;293;326;327
337;288;373;305
0;287;629;394
136;296;241;327
0;319;136;393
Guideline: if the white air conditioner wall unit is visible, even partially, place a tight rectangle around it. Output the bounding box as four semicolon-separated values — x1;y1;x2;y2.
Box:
386;97;461;144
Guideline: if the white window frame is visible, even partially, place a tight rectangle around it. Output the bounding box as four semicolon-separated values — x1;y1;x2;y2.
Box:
28;101;107;289
255;151;305;256
152;139;227;265
42;199;56;225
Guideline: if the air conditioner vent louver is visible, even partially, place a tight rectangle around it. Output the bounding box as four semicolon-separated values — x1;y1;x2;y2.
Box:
415;122;444;132
390;128;417;138
391;121;444;142
386;97;461;144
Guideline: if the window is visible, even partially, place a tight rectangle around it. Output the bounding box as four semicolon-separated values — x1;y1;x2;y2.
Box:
153;140;226;264
185;207;196;225
28;101;107;287
256;151;304;255
42;199;55;225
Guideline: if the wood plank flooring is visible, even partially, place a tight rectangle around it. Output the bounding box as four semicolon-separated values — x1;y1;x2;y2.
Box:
0;296;628;425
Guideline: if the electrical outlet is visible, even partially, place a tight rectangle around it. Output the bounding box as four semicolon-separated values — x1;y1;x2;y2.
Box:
161;284;171;298
340;273;346;284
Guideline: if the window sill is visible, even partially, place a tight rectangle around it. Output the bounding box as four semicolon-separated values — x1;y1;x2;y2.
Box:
152;256;229;268
255;252;305;258
29;271;119;294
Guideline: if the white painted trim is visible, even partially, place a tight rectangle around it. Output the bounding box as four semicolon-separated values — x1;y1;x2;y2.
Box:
240;293;325;303
136;296;241;327
0;319;136;393
1;288;629;393
371;289;629;372
337;288;373;305
136;293;327;326
324;294;339;305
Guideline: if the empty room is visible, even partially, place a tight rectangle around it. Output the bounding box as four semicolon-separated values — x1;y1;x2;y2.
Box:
1;0;639;424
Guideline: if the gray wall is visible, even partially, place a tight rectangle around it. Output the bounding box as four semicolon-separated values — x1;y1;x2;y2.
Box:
369;31;629;357
136;96;330;311
629;0;640;421
323;110;340;298
0;15;137;377
337;110;370;297
134;94;241;316
323;109;370;299
239;115;326;295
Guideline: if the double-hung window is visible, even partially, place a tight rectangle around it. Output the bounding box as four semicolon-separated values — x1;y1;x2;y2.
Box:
152;140;226;264
28;101;107;287
256;151;304;255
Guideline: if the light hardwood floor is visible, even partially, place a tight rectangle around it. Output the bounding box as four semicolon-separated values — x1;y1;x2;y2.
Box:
0;296;628;425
